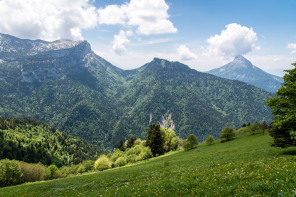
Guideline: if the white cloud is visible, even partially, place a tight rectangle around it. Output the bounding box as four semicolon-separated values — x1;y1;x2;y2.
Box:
206;23;259;57
0;0;98;41
112;30;133;55
288;43;296;54
177;45;197;61
98;0;177;35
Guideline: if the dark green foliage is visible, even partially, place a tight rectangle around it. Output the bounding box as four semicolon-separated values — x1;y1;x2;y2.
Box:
0;36;273;150
0;117;103;166
117;139;125;151
183;134;198;151
205;135;215;145
127;136;137;149
266;63;296;147
146;124;163;156
220;127;236;142
249;122;261;135
0;159;22;187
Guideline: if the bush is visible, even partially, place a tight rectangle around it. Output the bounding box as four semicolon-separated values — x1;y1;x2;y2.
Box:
111;150;124;163
183;140;192;151
126;154;136;164
140;147;153;160
171;137;180;151
220;127;236;142
249;123;260;135
114;157;127;167
77;165;86;174
19;162;46;183
94;155;111;171
134;139;142;146
205;135;215;145
183;134;198;151
46;165;59;179
133;145;142;155
0;159;23;187
82;160;95;172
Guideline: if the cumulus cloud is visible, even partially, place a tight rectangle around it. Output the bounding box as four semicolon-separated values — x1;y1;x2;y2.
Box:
177;45;197;61
207;23;259;57
112;30;133;55
98;0;177;35
0;0;98;41
288;43;296;54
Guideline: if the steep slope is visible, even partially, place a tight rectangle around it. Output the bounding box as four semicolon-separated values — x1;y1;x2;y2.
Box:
0;117;103;166
0;34;273;150
0;33;125;149
109;58;273;145
207;55;283;92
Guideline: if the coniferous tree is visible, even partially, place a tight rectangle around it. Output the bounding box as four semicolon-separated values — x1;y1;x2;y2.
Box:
146;124;163;156
117;139;125;151
127;136;137;149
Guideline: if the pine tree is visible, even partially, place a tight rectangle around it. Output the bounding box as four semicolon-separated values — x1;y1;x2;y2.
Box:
146;124;163;156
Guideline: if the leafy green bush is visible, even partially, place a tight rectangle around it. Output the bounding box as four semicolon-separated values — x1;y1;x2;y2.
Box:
205;135;215;145
183;134;198;151
126;154;136;164
220;127;236;142
140;147;153;160
46;165;59;179
249;122;261;135
133;145;142;155
111;150;124;163
82;160;95;172
77;165;86;174
94;155;111;171
114;157;127;167
19;162;46;183
0;159;23;187
171;137;180;151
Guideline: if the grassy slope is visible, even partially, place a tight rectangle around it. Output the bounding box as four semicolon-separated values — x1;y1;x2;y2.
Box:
1;134;296;196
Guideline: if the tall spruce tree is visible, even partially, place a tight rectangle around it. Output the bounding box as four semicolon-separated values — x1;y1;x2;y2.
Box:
266;63;296;147
146;124;163;156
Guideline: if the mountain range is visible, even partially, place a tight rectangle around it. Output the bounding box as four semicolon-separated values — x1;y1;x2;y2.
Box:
207;55;283;92
0;33;273;150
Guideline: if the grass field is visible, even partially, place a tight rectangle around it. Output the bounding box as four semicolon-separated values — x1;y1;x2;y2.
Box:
1;133;296;196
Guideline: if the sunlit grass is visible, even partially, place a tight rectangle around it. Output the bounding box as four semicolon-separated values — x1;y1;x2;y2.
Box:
1;133;296;196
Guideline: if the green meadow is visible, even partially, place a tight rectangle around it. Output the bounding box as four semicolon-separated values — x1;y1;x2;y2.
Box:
1;133;296;197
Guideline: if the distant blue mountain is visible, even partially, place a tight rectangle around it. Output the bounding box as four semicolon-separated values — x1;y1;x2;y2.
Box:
207;55;283;92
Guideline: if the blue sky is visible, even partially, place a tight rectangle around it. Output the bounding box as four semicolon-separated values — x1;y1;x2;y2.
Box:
0;0;295;76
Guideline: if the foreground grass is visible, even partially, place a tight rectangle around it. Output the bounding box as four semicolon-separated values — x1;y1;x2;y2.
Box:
1;134;296;196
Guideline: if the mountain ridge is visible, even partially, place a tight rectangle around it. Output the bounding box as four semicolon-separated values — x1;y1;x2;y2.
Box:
0;34;273;150
207;55;283;92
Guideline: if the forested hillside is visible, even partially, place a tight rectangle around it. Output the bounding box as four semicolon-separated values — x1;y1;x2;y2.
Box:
0;117;103;166
0;34;273;150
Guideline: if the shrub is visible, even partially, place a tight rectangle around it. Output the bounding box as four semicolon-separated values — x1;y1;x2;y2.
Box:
133;145;142;155
187;134;198;146
140;147;153;160
77;165;86;174
205;135;215;145
249;122;261;135
82;160;95;172
19;162;46;183
114;157;127;167
0;159;23;187
111;150;124;163
126;154;136;164
94;154;111;171
183;140;191;151
183;134;198;151
171;137;180;151
134;139;142;146
46;165;58;179
220;127;236;142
